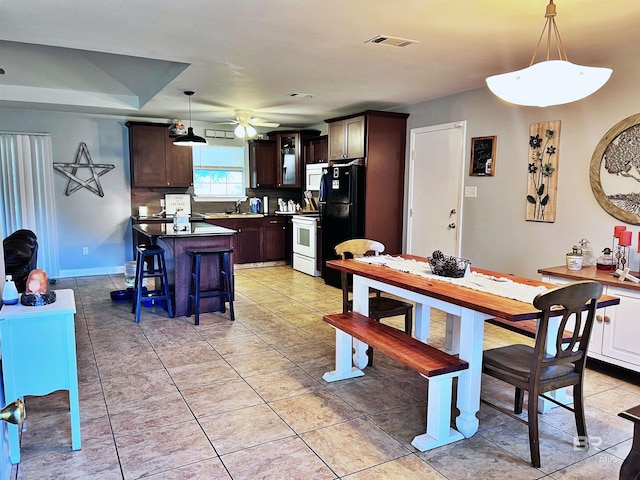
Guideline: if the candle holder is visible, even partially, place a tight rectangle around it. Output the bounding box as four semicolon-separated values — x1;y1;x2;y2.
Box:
618;230;633;271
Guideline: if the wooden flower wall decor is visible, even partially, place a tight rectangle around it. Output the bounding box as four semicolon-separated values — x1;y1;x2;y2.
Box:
526;120;561;222
589;113;640;225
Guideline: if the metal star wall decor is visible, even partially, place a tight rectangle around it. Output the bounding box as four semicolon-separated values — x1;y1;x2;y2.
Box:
53;142;115;197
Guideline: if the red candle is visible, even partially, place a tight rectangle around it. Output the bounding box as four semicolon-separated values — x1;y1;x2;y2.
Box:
619;230;632;246
614;225;627;238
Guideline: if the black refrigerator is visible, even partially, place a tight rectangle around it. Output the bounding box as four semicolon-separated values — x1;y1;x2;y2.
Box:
319;164;365;288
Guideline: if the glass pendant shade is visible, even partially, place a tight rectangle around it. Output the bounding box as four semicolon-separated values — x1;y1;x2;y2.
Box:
174;91;207;146
234;124;246;138
486;1;612;107
486;60;612;107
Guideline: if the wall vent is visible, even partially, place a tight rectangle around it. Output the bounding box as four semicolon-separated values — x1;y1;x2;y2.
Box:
365;35;418;48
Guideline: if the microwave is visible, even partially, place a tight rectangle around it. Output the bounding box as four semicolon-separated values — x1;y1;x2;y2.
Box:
305;163;328;191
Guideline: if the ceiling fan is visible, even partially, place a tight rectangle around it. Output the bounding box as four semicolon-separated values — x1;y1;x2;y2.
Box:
216;109;280;138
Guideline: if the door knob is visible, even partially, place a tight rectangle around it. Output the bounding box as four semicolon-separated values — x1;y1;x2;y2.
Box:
449;209;457;217
596;314;603;322
448;223;456;229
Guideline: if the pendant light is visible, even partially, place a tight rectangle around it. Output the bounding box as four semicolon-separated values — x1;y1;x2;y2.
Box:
486;1;612;107
173;91;207;146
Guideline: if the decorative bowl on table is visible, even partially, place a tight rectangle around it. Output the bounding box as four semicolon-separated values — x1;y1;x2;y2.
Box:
428;250;471;278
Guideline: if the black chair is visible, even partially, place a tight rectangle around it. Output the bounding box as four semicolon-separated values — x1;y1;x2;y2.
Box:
186;247;234;325
481;280;603;468
3;229;38;293
335;239;413;366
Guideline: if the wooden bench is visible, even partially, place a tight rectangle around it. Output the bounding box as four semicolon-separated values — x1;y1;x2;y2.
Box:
322;311;469;451
486;317;577;343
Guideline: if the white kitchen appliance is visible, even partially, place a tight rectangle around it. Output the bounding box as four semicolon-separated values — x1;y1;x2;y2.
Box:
305;163;328;191
292;214;320;276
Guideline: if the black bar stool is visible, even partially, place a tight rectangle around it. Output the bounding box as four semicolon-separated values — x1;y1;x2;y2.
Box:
186;247;234;325
131;245;174;323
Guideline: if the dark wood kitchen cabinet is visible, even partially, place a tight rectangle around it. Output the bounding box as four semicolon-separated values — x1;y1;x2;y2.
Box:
236;219;263;264
248;139;277;188
305;135;328;164
327;115;365;160
325;110;408;255
127;122;193;188
263;217;287;262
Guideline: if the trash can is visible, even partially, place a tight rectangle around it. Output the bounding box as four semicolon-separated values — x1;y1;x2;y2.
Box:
124;261;137;288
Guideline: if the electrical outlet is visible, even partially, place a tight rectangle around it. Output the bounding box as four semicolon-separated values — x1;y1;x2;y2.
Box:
82;247;89;255
464;186;477;198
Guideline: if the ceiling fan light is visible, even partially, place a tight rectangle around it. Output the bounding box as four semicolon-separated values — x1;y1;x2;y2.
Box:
245;125;257;138
486;60;612;107
234;124;246;138
174;91;207;146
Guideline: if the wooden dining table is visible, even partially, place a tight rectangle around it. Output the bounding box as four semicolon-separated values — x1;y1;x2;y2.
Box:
326;254;620;439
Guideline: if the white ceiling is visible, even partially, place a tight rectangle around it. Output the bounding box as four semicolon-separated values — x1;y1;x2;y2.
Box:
1;0;639;129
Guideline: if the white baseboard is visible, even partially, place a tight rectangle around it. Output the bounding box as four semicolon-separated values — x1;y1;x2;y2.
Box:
58;266;125;278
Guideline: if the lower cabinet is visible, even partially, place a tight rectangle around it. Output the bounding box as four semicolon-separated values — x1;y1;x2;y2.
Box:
541;271;640;372
263;217;287;262
206;217;289;264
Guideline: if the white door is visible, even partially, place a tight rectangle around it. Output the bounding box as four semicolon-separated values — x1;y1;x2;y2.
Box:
406;122;466;258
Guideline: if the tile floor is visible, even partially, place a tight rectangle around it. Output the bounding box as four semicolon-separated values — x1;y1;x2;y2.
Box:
11;266;640;479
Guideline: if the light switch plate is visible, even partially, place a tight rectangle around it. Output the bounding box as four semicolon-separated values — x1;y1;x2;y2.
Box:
465;186;477;198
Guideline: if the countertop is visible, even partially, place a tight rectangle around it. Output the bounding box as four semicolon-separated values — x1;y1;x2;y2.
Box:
538;265;640;292
133;222;236;238
133;213;268;222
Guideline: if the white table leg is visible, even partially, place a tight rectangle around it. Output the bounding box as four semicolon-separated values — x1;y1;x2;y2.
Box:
414;304;431;342
455;308;485;438
444;313;460;354
323;328;365;382
351;276;370;369
412;371;465;451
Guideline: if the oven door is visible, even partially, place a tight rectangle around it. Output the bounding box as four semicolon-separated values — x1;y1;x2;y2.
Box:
292;217;317;258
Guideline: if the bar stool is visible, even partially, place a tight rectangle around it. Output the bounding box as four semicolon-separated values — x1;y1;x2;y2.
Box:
186;247;234;325
131;245;174;323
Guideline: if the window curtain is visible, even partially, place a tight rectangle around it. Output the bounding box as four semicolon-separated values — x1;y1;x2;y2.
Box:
0;133;60;277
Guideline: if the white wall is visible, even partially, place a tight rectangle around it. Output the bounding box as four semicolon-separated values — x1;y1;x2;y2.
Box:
405;49;640;279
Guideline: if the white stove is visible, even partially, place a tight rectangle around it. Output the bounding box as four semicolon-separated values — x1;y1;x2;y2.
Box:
291;214;320;276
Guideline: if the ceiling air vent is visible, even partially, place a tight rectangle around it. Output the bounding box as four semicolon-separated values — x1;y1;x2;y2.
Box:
365;35;418;48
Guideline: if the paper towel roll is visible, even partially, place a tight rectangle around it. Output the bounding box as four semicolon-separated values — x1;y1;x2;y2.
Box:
138;206;148;217
263;196;268;214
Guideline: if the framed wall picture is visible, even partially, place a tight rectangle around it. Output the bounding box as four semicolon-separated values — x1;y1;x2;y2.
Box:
590;113;640;225
469;136;496;176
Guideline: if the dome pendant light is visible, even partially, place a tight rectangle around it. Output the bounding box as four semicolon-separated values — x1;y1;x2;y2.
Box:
486;1;612;107
173;91;207;146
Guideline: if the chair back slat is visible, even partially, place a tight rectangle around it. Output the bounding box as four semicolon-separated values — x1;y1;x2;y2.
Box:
532;281;603;371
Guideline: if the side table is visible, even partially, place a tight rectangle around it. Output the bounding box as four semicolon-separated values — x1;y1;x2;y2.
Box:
0;289;80;463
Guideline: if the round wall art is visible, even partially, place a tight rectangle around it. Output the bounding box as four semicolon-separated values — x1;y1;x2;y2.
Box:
590;113;640;225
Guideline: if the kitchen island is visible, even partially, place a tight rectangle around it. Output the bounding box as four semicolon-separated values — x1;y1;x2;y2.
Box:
133;222;236;317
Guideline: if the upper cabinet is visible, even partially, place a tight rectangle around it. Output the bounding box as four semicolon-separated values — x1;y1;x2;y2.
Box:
276;133;300;188
327;115;365;160
305;135;328;164
249;130;320;189
248;139;277;188
127;122;193;188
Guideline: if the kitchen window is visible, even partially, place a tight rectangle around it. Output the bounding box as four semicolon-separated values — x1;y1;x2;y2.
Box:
192;145;246;200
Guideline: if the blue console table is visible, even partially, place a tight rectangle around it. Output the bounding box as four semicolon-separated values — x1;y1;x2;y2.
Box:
0;289;80;463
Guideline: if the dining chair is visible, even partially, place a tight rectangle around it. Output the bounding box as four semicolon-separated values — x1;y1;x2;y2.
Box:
481;280;603;468
334;239;414;366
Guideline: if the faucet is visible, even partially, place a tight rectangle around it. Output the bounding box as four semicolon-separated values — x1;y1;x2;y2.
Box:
235;198;243;213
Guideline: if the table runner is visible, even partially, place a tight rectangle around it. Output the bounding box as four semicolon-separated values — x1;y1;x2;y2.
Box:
355;255;547;304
